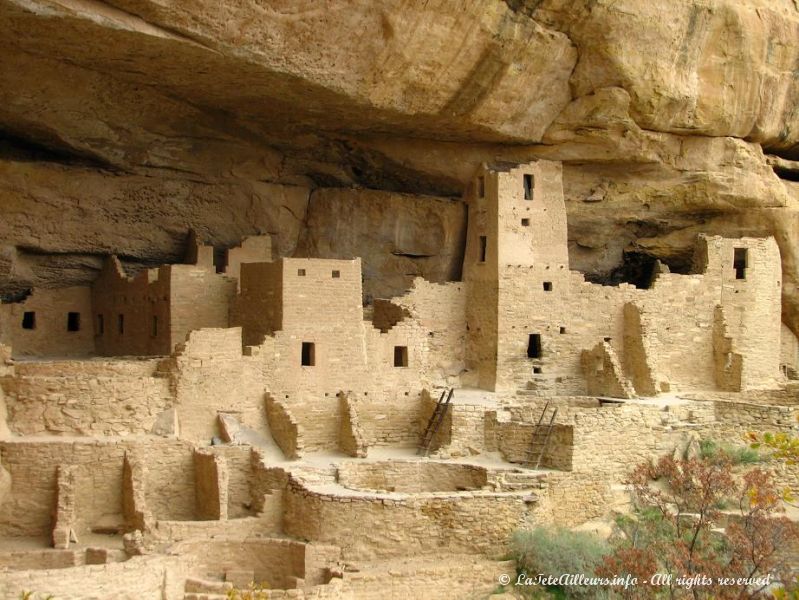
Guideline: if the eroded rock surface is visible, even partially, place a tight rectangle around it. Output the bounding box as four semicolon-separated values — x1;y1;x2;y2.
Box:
2;0;799;328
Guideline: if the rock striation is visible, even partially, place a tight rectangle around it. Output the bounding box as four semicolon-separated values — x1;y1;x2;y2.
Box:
1;0;799;328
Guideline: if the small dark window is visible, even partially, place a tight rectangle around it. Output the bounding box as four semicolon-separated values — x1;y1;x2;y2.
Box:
332;270;340;278
21;311;35;330
301;342;315;366
521;218;530;226
733;248;747;280
543;282;553;292
527;334;542;359
559;326;566;334
118;314;125;335
152;316;158;337
523;174;534;200
393;346;408;367
479;236;487;263
67;312;80;332
97;314;104;336
477;176;485;198
533;366;542;374
213;247;227;274
297;269;306;276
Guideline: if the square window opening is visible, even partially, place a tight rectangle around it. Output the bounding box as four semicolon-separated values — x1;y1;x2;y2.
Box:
533;366;542;374
733;247;747;280
21;311;35;330
527;333;542;359
393;345;409;367
479;236;487;263
332;270;340;278
297;268;306;277
523;174;534;200
301;342;315;367
559;326;566;334
521;218;530;226
543;281;553;292
67;312;80;332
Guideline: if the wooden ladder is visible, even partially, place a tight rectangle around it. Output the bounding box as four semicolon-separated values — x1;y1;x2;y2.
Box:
418;388;453;456
526;402;558;469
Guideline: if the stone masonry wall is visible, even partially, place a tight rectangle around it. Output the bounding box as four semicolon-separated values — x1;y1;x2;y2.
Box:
0;438;195;537
0;287;95;357
1;359;172;436
0;554;187;600
283;475;534;561
167;328;266;443
336;460;488;493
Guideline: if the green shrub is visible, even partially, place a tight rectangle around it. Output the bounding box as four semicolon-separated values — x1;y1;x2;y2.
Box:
699;439;760;465
510;526;610;599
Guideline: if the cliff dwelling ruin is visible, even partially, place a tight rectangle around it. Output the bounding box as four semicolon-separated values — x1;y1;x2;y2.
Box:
0;160;797;599
3;0;799;598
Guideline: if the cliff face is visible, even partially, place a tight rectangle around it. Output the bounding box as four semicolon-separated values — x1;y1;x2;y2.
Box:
2;0;799;328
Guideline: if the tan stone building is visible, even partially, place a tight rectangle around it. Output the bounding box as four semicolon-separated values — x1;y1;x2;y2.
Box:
0;160;796;600
461;161;783;395
0;160;787;398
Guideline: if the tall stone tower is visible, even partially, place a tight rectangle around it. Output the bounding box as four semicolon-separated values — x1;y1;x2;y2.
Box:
462;160;569;391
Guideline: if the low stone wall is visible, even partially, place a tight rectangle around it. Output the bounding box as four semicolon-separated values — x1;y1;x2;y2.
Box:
0;548;82;571
500;398;711;479
172;537;339;590
194;449;228;520
698;398;799;493
338;393;367;457
337;460;488;493
265;394;303;458
1;359;172;436
283;475;535;561
0;437;195;537
0;554;187;600
349;391;422;449
490;418;574;470
332;556;514;600
534;471;619;527
153;516;274;542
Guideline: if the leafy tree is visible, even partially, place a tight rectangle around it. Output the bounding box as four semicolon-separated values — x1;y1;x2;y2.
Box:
748;429;799;467
598;456;799;599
